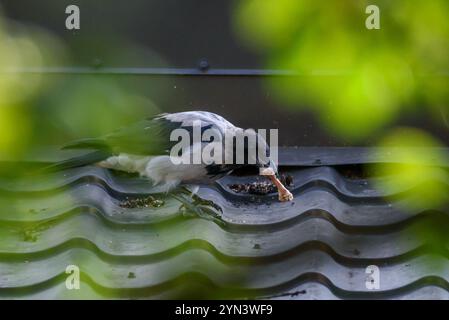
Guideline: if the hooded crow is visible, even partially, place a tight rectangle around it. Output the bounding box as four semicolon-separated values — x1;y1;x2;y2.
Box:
49;111;293;202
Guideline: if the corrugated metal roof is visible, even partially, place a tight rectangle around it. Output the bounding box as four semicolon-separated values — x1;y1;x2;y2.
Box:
0;148;448;299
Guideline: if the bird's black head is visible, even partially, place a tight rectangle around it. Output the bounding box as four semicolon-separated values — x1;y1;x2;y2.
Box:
235;128;278;178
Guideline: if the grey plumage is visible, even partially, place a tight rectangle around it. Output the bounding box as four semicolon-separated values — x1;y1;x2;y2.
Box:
47;111;277;193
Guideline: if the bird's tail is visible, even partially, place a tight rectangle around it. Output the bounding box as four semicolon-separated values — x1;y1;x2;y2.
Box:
42;150;111;173
61;138;108;150
42;137;110;173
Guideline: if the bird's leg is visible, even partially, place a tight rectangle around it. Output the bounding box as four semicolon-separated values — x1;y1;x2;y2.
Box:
173;187;196;213
268;175;294;202
178;185;199;198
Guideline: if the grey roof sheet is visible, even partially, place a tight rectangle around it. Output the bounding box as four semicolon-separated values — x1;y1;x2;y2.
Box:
0;148;448;299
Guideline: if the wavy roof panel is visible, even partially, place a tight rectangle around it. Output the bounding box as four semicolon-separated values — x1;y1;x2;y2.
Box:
0;148;448;299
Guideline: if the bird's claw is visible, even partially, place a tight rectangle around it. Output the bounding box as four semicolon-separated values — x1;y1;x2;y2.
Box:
173;193;225;226
192;195;223;213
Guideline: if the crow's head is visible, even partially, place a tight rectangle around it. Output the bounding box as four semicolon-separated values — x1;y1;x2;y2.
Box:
234;128;278;178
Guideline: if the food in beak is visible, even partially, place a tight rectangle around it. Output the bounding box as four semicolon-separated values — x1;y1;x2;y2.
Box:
267;174;294;202
228;174;293;197
258;167;294;201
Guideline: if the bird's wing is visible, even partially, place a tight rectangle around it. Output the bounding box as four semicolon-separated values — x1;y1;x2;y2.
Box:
102;117;172;155
160;111;235;132
63;111;236;156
